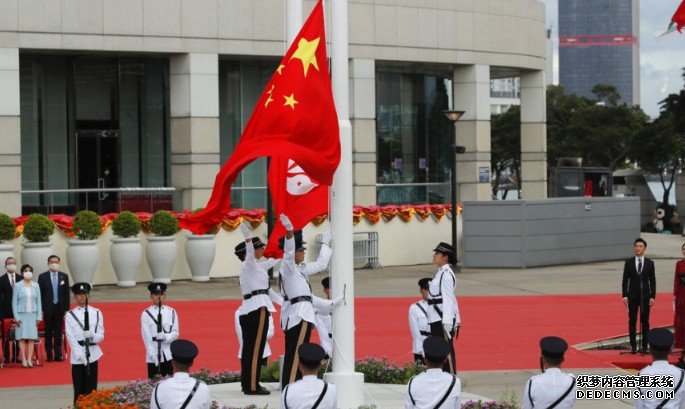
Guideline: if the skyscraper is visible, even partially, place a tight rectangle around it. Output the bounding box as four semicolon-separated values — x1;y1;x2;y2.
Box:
559;0;639;105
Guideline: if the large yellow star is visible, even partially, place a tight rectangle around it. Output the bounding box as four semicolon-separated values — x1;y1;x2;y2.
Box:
283;93;298;110
289;37;320;77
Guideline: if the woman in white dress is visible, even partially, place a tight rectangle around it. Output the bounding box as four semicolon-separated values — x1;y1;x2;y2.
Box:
12;264;42;367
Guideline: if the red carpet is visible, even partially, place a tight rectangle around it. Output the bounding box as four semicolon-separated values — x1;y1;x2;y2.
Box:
0;292;674;387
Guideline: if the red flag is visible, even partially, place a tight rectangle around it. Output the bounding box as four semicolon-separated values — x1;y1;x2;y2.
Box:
180;0;339;234
264;158;329;257
673;0;685;32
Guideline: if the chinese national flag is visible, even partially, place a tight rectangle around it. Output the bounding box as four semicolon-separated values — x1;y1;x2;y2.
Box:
180;0;340;234
264;158;329;257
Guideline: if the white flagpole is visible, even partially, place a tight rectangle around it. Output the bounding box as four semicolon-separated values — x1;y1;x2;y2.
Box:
285;0;302;45
325;0;364;408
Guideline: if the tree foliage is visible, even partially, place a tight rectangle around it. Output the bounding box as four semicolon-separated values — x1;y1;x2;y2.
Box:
491;106;521;199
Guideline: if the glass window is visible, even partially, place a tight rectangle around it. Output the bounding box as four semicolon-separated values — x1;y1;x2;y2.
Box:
376;66;452;205
219;60;278;210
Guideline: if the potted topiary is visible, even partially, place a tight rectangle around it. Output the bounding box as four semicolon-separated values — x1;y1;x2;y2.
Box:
0;213;16;263
21;213;55;271
184;208;218;282
66;210;102;285
110;211;142;287
146;210;179;284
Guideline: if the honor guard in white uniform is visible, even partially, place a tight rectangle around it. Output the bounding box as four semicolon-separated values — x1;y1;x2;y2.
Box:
150;339;211;409
277;214;333;388
426;242;458;373
65;282;105;403
236;221;279;395
281;343;337;409
405;337;461;409
235;305;275;365
141;282;180;379
635;328;685;409
314;277;343;358
522;336;576;409
409;278;431;364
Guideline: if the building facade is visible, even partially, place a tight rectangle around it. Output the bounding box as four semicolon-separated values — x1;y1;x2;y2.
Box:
558;0;639;105
0;0;548;217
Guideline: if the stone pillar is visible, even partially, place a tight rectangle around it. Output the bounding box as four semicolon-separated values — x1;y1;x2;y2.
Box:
520;70;547;199
350;59;376;205
0;48;21;216
169;53;220;211
453;65;491;201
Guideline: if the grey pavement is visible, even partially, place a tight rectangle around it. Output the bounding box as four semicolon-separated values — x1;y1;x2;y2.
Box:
2;232;682;408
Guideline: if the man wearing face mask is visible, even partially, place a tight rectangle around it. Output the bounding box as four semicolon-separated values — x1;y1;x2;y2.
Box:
38;255;70;362
0;257;22;362
522;336;576;409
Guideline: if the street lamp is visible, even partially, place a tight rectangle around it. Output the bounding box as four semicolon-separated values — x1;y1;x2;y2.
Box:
443;110;466;264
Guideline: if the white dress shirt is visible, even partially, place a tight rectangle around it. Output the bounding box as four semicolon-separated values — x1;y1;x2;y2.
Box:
279;236;332;330
140;305;180;365
65;305;105;365
408;300;430;355
235;307;275;359
281;375;337;409
522;368;576;409
405;368;461;408
427;264;457;326
635;360;685;409
150;372;211;409
239;240;280;315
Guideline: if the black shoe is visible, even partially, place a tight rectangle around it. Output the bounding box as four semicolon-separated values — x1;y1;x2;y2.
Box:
639;348;648;355
630;347;637;354
244;388;270;395
55;357;64;362
46;357;54;362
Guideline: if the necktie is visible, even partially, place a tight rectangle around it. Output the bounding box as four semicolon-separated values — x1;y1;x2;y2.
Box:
637;258;642;275
52;273;58;304
9;273;13;287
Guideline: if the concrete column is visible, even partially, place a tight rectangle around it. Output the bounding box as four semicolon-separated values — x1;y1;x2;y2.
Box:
0;48;21;216
453;65;491;201
169;53;220;211
350;58;377;206
520;70;547;199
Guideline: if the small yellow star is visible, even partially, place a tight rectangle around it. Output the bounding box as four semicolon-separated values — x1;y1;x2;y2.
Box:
289;37;320;77
264;95;274;108
283;93;298;110
276;65;285;75
267;84;275;94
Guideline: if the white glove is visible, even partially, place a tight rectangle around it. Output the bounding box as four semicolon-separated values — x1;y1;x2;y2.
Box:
156;332;165;341
83;330;94;340
443;323;453;336
321;230;332;246
239;221;251;239
280;214;293;231
332;297;344;308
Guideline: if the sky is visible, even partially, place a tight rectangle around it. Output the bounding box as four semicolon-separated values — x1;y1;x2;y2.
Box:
539;0;685;117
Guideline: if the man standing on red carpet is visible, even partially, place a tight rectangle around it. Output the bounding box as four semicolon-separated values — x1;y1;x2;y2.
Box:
141;282;179;379
622;238;656;354
426;242;458;374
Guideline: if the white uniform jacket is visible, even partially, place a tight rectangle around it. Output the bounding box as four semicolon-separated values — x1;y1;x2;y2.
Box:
150;372;211;409
408;300;430;355
65;305;105;365
522;368;576;409
239;239;279;315
281;375;337;409
426;264;457;326
141;304;180;365
405;368;461;408
635;361;685;409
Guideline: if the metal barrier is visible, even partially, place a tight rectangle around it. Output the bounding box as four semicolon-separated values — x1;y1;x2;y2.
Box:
314;231;382;269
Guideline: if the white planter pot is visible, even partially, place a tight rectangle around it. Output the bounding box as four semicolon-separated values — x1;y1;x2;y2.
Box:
0;243;15;265
20;242;54;272
66;239;99;285
185;234;216;282
110;237;142;287
146;236;177;284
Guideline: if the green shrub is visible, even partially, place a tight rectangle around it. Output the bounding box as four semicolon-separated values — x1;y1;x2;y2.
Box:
23;213;54;242
0;213;16;243
149;210;179;236
112;211;141;238
73;210;102;240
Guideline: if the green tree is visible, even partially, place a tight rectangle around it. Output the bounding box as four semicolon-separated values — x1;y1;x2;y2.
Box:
491;106;521;199
591;84;621;106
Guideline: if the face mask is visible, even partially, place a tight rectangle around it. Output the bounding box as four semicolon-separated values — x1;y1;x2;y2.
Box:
23;272;33;280
6;264;16;272
49;263;59;272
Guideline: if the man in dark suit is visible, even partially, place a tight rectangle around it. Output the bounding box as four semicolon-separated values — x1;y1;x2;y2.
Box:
0;257;21;362
621;238;656;354
38;255;70;361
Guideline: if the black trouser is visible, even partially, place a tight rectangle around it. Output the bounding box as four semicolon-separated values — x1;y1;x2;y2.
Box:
282;320;313;388
147;360;173;379
239;307;270;392
44;307;64;360
72;361;98;403
430;322;456;374
628;297;650;350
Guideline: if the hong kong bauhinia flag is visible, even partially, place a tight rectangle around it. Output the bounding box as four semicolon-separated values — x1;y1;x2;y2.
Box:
180;0;340;235
658;0;685;38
